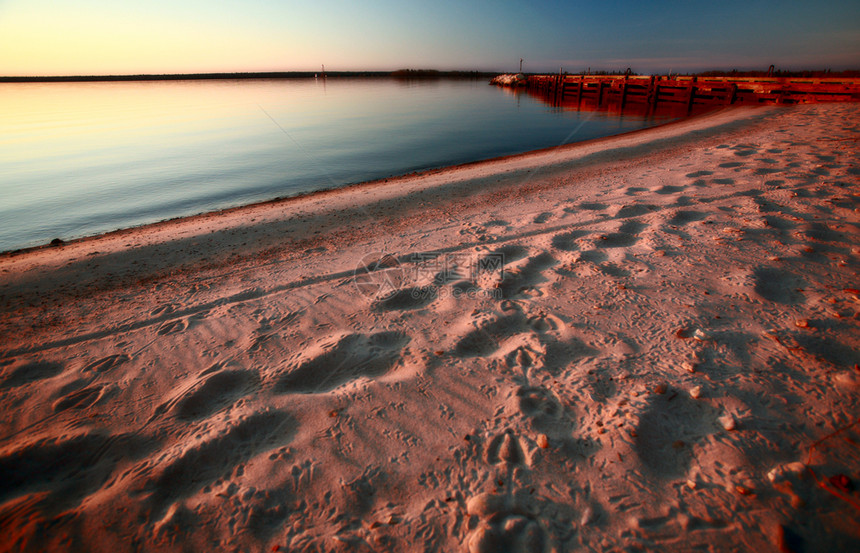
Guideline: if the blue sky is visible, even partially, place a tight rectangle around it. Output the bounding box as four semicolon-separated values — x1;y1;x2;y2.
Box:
0;0;857;75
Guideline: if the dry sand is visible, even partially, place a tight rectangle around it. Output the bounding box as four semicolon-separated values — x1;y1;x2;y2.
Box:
1;103;859;552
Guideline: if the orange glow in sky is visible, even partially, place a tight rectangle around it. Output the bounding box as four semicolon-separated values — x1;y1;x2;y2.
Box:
1;0;858;76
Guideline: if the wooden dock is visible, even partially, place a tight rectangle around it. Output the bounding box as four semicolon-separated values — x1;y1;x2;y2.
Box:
525;74;860;115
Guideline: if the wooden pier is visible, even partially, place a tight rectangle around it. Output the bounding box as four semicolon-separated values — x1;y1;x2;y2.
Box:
524;74;860;115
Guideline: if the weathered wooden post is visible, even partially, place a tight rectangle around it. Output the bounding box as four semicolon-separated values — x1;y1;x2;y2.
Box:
727;83;737;105
576;75;583;106
649;76;659;108
620;74;629;110
686;77;697;113
555;71;562;105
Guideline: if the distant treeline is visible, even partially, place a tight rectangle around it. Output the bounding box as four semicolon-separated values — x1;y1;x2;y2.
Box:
0;70;498;83
548;69;640;76
389;69;495;78
535;69;859;78
694;69;860;78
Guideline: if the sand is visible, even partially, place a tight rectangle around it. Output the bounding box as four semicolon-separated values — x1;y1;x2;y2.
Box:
1;102;859;552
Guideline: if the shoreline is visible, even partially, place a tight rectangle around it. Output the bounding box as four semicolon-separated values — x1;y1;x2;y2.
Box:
1;102;858;552
2;104;766;258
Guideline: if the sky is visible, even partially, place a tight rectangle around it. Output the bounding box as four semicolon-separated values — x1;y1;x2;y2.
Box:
0;0;858;76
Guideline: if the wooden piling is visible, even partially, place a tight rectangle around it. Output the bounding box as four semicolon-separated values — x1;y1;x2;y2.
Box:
521;73;860;114
620;76;628;109
576;75;583;105
686;80;696;113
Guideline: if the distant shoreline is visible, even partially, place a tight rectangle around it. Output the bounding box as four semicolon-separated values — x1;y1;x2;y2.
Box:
0;70;499;83
4;68;856;83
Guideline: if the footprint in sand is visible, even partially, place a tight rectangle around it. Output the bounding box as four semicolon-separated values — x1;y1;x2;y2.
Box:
594;220;646;248
466;510;547;553
550;231;588;252
532;212;553;224
577;250;607;264
732;145;759;157
655;185;685;195
543;337;600;371
598;263;630;277
481;244;530;269
275;332;410;394
247;333;274;354
373;286;437;311
762;214;796;231
143;410;295;519
453;314;526;358
788;333;860;368
685;170;713;178
667;210;707;226
151;304;178;316
173;369;260;420
464;432;549;552
754;167;782;176
505;343;542;371
484;430;527;466
431;245;527;291
802;221;845;243
1;361;64;389
496;253;558;298
0;431;151;513
156;319;188;336
526;312;564;333
752;267;807;305
83;354;130;374
632;392;719;479
451;279;482;297
613;204;657;219
514;386;564;429
53;384;104;412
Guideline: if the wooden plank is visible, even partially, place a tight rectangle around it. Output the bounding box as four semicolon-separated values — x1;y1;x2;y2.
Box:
524;74;860;109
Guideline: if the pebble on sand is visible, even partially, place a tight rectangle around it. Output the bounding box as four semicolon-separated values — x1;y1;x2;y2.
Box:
692;329;711;341
719;414;737;431
766;462;807;483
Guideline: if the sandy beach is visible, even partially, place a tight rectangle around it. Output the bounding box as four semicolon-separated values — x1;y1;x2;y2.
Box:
1;102;859;552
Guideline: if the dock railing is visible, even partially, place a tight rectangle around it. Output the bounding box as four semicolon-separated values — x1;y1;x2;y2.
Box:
524;74;860;114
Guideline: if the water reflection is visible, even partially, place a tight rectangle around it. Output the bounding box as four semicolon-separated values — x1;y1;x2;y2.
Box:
515;81;721;119
0;78;680;251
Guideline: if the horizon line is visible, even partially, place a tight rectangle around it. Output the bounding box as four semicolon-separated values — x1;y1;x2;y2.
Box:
0;69;503;83
2;67;858;83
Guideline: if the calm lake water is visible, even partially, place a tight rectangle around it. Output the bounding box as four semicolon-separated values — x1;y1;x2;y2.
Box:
0;78;678;251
